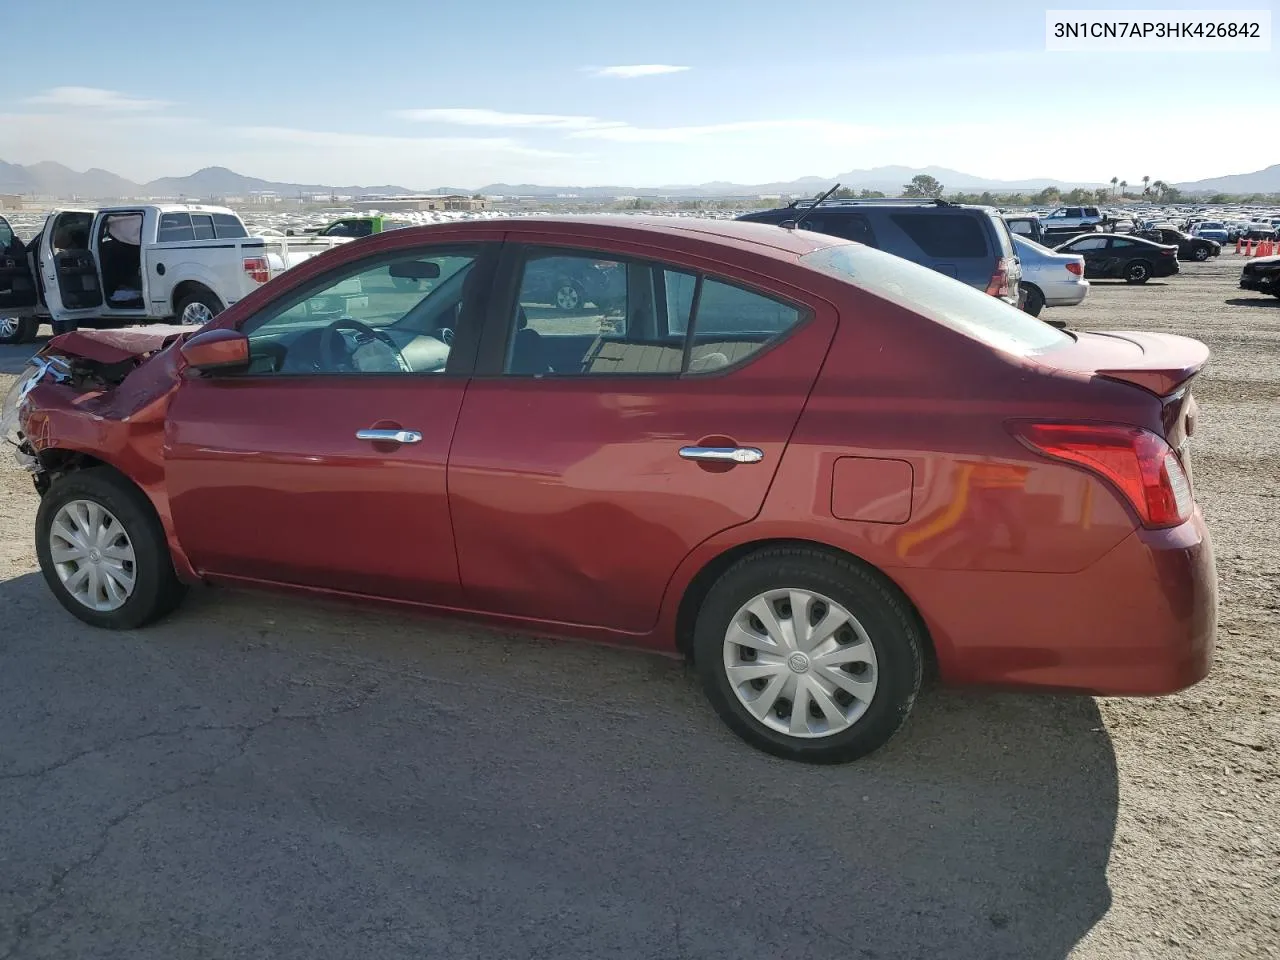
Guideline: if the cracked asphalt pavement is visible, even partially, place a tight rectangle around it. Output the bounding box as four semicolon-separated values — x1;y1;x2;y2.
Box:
0;257;1276;959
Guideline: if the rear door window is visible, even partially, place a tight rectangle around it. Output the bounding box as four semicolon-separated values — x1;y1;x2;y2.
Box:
156;213;194;243
889;214;989;258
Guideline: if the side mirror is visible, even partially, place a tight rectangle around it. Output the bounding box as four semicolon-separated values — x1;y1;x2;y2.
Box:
388;259;441;280
180;328;249;373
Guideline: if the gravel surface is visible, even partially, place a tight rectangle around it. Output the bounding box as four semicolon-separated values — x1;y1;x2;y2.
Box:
0;255;1275;959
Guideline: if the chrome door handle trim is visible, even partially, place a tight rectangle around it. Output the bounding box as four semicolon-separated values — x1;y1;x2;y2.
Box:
356;428;423;444
679;446;764;464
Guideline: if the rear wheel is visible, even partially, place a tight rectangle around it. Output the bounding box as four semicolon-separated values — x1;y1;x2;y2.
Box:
693;548;923;764
1021;284;1046;317
35;469;187;629
0;315;38;345
1124;260;1152;284
176;288;224;326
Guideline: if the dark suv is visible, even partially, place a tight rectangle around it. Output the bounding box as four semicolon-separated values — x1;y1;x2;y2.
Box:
737;198;1022;307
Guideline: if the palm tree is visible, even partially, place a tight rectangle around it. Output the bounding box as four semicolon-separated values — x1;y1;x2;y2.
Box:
1152;179;1167;201
1120;180;1128;198
1111;176;1119;197
1142;175;1151;197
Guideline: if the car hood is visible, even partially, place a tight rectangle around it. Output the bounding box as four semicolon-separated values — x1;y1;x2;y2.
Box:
43;324;191;365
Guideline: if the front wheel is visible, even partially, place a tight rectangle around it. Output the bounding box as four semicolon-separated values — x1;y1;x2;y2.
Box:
0;315;38;345
693;548;923;764
1192;246;1212;261
1124;261;1152;284
35;468;188;629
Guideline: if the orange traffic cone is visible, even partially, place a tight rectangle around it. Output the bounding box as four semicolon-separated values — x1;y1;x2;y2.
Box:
1235;237;1243;254
1262;240;1271;257
1247;239;1256;256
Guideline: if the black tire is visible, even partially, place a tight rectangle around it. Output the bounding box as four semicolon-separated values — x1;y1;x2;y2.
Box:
36;468;187;629
692;547;923;764
0;315;39;345
1021;284;1046;317
1124;260;1152;284
175;288;224;326
1192;245;1211;261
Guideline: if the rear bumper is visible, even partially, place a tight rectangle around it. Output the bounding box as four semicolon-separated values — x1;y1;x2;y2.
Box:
896;509;1217;696
1042;278;1089;307
1154;259;1180;277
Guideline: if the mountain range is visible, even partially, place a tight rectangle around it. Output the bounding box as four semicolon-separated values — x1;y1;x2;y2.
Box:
2;160;1278;201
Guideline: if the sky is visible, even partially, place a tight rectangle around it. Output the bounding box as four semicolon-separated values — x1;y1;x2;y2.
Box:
2;0;1277;189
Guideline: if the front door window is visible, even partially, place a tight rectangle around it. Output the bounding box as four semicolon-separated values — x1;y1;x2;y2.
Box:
240;248;480;376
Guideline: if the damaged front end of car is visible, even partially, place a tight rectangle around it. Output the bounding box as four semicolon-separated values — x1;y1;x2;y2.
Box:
1;325;190;494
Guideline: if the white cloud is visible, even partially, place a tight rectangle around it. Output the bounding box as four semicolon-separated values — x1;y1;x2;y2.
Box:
588;64;690;79
392;108;622;131
568;119;885;145
25;86;172;112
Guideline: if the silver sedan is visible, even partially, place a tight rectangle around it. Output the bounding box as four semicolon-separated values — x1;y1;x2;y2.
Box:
1014;234;1088;317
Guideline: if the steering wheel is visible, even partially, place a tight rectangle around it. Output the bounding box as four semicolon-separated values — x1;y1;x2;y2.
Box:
319;317;411;373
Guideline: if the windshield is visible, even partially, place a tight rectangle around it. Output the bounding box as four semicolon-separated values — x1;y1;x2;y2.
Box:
801;242;1070;356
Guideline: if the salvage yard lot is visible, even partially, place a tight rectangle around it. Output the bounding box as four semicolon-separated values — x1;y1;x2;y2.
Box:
0;256;1276;959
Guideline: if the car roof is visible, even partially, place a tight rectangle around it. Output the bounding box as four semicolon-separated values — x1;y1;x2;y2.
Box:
408;214;850;261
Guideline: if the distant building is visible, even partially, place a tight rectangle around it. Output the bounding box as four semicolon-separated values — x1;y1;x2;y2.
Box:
352;194;489;212
0;194;22;211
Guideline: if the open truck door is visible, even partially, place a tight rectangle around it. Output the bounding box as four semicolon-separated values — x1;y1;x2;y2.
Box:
38;210;103;331
0;215;41;344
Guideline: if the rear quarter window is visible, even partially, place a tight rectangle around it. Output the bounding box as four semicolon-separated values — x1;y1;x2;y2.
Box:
212;213;248;239
889;213;989;258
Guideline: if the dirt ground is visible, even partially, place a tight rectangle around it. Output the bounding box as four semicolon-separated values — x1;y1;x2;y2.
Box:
0;254;1276;959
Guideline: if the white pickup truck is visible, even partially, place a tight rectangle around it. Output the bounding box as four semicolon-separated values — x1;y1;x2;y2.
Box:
0;204;350;344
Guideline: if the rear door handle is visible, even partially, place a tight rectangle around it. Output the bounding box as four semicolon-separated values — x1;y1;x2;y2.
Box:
356;428;422;444
679;446;764;464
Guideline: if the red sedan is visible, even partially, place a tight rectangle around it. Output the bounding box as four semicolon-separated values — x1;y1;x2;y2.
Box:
1;216;1216;763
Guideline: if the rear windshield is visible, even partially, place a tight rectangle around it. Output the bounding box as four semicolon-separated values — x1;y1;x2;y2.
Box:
889;213;988;258
800;242;1070;356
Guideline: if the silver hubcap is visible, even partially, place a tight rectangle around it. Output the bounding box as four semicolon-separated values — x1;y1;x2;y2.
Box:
181;301;214;326
49;500;137;612
555;285;580;309
0;316;19;338
723;588;878;739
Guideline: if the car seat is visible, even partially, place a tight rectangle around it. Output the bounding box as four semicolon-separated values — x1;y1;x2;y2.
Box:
509;306;551;374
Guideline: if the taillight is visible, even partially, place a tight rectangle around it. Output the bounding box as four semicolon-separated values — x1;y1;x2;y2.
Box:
243;257;270;284
1065;261;1083;277
985;257;1013;298
1009;422;1193;528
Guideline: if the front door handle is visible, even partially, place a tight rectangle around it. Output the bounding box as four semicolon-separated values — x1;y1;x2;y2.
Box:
679;446;764;464
356;428;422;444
